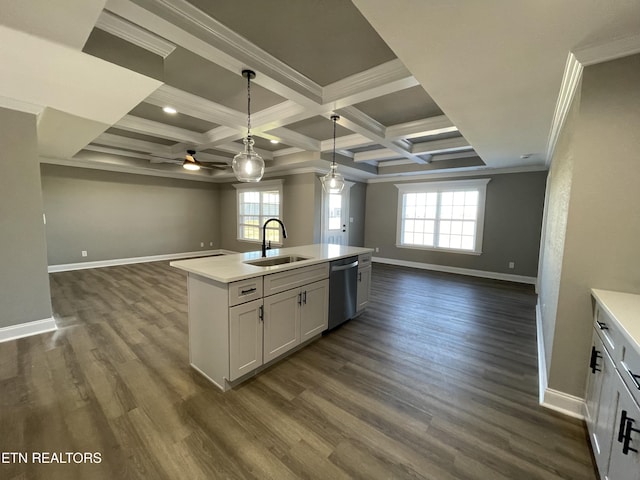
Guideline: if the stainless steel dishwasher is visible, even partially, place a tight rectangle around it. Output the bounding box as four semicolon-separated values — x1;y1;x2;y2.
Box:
327;256;359;329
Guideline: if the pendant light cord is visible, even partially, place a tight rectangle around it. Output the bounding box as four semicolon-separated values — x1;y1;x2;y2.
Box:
247;73;252;138
332;115;337;167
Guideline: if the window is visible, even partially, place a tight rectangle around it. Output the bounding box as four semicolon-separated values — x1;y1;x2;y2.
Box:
395;178;490;254
234;180;283;244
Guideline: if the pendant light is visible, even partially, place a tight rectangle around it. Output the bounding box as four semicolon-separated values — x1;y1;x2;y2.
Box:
183;149;201;171
232;69;265;182
321;114;345;193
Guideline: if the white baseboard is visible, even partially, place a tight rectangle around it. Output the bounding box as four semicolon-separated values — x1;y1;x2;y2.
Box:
48;249;237;273
541;389;585;419
0;317;57;343
371;256;537;284
536;299;585;419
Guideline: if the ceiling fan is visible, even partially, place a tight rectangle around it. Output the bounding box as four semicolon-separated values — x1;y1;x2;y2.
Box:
149;150;230;171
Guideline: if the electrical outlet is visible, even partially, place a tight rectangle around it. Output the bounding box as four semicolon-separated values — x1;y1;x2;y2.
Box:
375;247;379;253
81;250;88;257
508;261;515;269
209;242;213;246
200;242;204;247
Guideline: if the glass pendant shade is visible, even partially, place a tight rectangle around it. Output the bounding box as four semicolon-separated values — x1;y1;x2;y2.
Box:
321;114;344;193
321;164;345;193
232;136;264;182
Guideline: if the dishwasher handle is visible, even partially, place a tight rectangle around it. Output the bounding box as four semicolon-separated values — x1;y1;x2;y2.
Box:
331;260;358;272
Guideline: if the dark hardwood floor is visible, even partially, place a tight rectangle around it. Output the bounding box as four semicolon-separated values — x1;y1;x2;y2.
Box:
0;262;596;479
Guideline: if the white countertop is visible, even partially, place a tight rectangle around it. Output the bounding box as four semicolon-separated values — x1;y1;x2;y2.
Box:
170;243;373;284
592;289;640;352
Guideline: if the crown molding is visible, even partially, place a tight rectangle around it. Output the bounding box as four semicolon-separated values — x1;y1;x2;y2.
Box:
0;95;44;115
96;10;176;57
546;53;582;166
108;0;322;105
546;33;640;165
116;114;205;144
573;32;640;66
367;164;548;183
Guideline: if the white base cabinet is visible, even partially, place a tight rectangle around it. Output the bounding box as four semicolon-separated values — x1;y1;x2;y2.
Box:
356;252;372;312
188;263;330;391
586;291;640;480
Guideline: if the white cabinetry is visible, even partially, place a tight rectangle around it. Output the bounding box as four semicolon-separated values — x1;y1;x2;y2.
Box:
356;252;372;312
586;292;640;480
187;263;329;391
229;299;263;380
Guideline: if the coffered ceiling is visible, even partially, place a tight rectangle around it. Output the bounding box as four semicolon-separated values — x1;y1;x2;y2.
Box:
1;0;639;182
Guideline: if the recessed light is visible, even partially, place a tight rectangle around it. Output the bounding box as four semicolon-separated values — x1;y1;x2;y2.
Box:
163;106;177;114
270;139;279;144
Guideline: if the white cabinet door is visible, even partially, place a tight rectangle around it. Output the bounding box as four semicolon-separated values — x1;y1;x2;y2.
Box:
607;378;640;480
593;344;620;479
356;266;371;312
263;288;300;363
300;279;329;342
229;299;263;381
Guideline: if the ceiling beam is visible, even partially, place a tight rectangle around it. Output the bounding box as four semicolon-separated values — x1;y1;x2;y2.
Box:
337;106;428;164
353;148;402;163
92;132;174;158
116;115;205;144
385;115;458;140
411;137;472;155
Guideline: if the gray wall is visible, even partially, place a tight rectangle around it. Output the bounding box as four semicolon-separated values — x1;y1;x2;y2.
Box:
540;54;640;397
538;83;580;378
0;108;52;328
364;171;547;277
348;181;367;247
41;164;220;265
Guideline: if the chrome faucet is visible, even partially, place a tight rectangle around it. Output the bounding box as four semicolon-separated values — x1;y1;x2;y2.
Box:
262;218;287;257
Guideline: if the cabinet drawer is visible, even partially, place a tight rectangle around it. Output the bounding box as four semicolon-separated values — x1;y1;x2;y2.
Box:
358;252;372;267
229;277;263;307
594;305;623;361
263;263;329;296
620;344;640;406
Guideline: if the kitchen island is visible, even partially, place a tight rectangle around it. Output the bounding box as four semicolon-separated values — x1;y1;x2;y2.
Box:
171;243;373;391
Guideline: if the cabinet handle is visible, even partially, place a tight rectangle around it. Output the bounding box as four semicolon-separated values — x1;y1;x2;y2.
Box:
297;293;302;306
622;416;639;455
241;287;257;295
596;321;609;330
303;291;307;305
589;346;602;374
358;272;362;282
621;362;640;390
258;305;263;321
618;410;629;443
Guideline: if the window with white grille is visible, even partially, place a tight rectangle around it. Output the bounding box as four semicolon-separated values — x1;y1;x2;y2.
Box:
235;180;283;244
395;179;490;254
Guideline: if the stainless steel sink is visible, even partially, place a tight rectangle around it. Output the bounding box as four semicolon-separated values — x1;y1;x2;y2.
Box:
244;255;310;267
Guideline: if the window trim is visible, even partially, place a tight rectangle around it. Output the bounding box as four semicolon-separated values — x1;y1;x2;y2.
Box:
394;178;490;255
234;179;284;245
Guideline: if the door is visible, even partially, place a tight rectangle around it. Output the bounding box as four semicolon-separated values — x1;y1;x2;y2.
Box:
229;299;263;381
322;184;351;245
300;279;329;342
592;345;620;479
263;288;300;363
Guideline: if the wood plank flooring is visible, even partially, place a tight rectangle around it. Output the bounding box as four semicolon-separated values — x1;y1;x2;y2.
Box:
0;262;596;479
